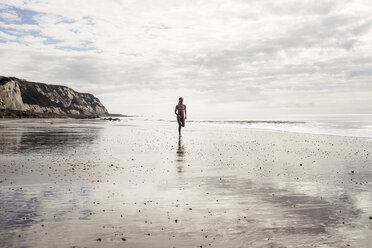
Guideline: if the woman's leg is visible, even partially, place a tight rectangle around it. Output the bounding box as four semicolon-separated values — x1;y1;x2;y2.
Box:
177;115;182;136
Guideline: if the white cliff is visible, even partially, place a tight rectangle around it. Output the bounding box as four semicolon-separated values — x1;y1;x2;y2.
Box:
0;76;108;117
0;79;25;110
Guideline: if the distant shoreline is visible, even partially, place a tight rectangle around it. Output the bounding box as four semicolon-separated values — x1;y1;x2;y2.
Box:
0;109;131;119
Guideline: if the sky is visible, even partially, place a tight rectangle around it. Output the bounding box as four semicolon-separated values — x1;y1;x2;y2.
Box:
0;0;372;120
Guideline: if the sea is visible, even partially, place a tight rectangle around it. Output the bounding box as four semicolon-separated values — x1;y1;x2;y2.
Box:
140;114;372;138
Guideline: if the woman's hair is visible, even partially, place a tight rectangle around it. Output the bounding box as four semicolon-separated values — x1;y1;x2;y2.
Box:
179;97;183;101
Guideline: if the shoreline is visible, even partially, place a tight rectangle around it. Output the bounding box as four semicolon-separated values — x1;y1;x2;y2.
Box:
0;109;131;119
136;118;372;139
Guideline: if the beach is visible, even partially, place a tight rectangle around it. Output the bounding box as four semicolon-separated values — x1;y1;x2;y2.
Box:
0;118;371;248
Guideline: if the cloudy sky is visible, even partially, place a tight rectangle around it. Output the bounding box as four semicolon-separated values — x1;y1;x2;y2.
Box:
0;0;372;119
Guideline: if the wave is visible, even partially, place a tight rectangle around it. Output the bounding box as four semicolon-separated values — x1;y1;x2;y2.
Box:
127;114;372;138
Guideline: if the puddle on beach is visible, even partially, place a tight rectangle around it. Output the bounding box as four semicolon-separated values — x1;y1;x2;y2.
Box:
0;119;103;154
0;119;371;247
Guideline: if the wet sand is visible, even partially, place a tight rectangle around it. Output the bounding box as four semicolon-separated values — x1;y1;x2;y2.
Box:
0;119;371;247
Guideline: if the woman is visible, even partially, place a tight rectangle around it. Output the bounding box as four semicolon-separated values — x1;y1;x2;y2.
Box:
174;97;187;137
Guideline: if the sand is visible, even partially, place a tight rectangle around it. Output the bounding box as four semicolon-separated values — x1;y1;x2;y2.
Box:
0;118;371;247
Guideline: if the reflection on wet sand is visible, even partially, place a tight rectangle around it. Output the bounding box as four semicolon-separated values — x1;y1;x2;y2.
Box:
193;176;362;244
0;119;371;247
176;138;185;173
0;176;367;247
0;183;95;247
0;119;102;154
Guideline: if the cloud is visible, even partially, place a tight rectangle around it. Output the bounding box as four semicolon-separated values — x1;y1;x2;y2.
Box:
0;9;21;22
0;0;372;118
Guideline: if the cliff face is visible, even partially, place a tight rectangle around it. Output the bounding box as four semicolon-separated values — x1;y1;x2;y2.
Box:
0;76;108;117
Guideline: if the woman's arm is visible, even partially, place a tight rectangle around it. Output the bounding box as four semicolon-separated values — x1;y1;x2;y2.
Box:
184;105;187;119
174;105;178;115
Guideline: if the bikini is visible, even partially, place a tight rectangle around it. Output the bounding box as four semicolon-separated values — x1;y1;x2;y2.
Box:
177;105;185;125
177;105;185;114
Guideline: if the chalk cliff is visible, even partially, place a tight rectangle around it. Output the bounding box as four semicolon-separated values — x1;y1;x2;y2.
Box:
0;76;108;117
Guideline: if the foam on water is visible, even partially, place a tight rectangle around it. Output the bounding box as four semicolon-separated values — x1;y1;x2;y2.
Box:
190;114;372;138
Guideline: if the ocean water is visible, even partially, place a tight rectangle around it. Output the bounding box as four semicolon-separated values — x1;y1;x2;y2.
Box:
126;114;372;138
181;114;372;138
